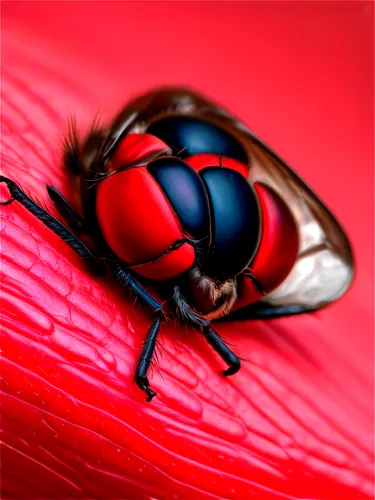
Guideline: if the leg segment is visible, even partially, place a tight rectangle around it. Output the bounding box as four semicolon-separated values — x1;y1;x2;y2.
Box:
0;176;104;275
203;329;241;376
107;256;167;401
135;317;162;401
172;285;240;376
46;184;86;233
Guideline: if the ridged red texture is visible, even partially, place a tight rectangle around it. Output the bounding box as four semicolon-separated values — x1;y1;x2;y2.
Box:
108;133;170;172
186;153;250;177
1;3;373;500
96;167;195;279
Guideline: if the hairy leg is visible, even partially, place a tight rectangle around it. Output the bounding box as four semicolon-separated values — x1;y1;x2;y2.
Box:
107;255;167;401
172;285;240;376
0;175;104;275
46;184;86;233
1;175;171;401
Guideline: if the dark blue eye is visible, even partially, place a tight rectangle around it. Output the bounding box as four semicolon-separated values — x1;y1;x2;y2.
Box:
147;156;210;242
200;167;260;280
147;116;248;163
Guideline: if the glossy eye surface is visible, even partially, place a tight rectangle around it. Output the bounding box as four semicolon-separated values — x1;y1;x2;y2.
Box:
148;157;261;280
200;167;260;280
147;156;210;241
147;116;248;163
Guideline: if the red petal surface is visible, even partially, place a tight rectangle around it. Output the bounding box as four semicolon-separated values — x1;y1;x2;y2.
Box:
1;3;373;499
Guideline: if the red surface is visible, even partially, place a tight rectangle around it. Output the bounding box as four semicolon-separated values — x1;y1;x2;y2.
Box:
1;2;374;499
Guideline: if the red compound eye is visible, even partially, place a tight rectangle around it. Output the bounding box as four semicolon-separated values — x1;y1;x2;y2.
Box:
96;167;195;280
234;182;299;310
185;153;250;178
108;133;171;171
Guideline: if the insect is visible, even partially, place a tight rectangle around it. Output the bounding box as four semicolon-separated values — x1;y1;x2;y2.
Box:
0;87;354;401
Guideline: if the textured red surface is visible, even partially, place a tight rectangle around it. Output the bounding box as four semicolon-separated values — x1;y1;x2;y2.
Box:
1;2;374;499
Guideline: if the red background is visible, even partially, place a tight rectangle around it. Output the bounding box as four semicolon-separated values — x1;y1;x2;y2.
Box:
1;2;374;498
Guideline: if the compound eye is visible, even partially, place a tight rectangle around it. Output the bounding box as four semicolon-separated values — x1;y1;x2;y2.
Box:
108;133;170;172
200;167;261;280
147;157;210;242
147;116;248;163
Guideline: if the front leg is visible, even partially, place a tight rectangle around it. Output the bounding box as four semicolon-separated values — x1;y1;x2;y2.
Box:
107;255;167;401
46;184;86;234
135;317;162;402
0;176;104;275
172;285;241;376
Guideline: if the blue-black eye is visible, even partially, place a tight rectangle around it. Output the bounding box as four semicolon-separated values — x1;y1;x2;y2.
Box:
147;116;248;164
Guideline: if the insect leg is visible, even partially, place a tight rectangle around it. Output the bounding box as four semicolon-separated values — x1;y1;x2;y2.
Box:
135;317;162;402
107;256;167;402
172;285;240;376
203;328;241;376
0;176;104;275
46;184;86;233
